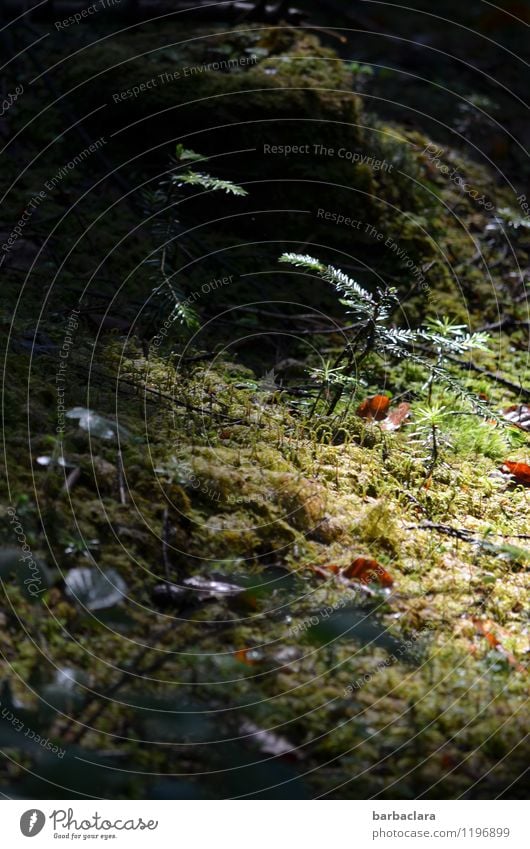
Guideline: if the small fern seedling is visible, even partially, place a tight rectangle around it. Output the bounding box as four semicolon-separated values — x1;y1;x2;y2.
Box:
279;252;496;421
140;146;247;339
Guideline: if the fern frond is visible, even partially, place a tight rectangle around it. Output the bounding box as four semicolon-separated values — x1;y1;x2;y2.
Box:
280;253;375;315
377;340;501;423
174;171;247;195
279;251;500;424
279;253;326;273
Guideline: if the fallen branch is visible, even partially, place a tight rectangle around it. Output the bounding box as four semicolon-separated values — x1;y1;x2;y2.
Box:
415;343;530;401
411;521;476;543
445;355;530;401
68;361;248;424
412;521;530;546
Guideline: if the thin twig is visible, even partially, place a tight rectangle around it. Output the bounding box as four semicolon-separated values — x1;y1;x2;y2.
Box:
162;507;173;584
61;467;81;495
411;521;530;546
65;620;176;745
117;450;127;505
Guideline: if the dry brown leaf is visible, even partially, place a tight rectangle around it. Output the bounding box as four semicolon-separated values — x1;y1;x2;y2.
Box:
380;402;411;431
472;618;526;672
501;460;530;486
357;394;390;421
342;556;394;588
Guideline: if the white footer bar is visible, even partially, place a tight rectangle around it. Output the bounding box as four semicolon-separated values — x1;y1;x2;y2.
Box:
2;800;527;848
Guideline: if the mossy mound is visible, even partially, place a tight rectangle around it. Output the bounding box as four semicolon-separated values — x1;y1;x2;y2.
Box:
2;333;529;798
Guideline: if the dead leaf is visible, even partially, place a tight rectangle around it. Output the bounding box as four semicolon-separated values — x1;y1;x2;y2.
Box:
342;556;394;587
472;618;526;672
380;402;411;431
501;460;530;486
357;394;390;421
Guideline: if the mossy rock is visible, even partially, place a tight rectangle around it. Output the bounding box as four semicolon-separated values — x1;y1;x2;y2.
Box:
57;27;361;162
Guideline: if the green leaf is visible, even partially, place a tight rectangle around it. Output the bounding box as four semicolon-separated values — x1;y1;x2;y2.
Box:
175;144;206;163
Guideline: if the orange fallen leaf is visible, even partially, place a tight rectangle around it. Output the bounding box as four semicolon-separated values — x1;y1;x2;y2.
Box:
472;619;526;672
380;402;411;432
501;460;530;486
422;474;433;490
342;556;394;588
357;394;390;421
